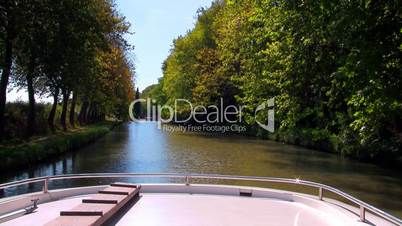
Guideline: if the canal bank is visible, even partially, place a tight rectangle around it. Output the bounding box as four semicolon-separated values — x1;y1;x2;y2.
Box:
0;122;120;171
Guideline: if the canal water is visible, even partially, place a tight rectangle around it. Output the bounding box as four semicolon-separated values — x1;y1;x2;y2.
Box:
1;122;401;217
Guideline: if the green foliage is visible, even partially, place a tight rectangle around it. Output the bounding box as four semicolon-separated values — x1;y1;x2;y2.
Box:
0;0;135;138
3;102;49;139
156;0;402;165
162;1;230;108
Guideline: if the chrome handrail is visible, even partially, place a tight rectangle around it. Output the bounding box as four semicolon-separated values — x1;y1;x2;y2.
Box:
0;173;401;225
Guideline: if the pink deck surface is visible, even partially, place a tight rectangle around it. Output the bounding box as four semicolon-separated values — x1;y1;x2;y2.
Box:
2;196;87;226
115;194;359;226
2;193;367;226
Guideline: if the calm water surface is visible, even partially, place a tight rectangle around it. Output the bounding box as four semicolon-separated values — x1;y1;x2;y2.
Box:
1;122;401;217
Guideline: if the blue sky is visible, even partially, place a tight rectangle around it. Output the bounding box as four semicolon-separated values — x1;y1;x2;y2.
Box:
8;0;213;102
116;0;214;91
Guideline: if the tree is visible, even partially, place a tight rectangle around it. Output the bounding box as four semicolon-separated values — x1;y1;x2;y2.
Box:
134;88;141;118
13;0;52;137
0;0;19;139
156;0;402;163
2;0;135;137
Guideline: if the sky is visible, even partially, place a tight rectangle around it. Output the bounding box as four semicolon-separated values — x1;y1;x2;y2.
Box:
116;0;214;91
7;0;213;102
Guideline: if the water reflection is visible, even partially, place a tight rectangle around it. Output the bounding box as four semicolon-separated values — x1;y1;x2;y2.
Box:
0;122;401;217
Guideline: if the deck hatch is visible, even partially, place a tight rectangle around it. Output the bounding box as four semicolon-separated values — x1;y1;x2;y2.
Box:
239;190;253;197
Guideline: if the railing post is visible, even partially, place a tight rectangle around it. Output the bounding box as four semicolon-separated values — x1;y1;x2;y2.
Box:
318;187;323;200
360;206;366;222
43;177;49;193
185;176;190;186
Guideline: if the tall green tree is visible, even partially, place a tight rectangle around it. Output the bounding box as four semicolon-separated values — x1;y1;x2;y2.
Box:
157;0;402;163
1;0;135;137
13;0;53;137
0;0;20;139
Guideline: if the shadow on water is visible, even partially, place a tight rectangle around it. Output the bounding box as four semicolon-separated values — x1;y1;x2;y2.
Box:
0;122;401;217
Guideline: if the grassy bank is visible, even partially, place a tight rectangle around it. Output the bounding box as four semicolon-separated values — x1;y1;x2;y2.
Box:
0;122;120;171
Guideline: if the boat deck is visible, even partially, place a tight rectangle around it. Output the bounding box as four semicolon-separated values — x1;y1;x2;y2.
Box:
4;194;356;226
117;193;360;226
2;193;360;226
0;183;398;226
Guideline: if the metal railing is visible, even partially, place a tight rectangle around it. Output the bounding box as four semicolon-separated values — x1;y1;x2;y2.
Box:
0;173;401;225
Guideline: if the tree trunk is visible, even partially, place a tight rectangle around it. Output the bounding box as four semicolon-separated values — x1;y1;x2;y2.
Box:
95;104;99;122
78;100;88;125
69;90;77;127
60;89;70;131
87;102;93;123
48;87;59;132
26;56;36;138
94;104;99;122
0;35;13;139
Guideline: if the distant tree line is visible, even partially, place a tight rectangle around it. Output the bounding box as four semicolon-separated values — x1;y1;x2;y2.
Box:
0;0;135;140
146;0;401;164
